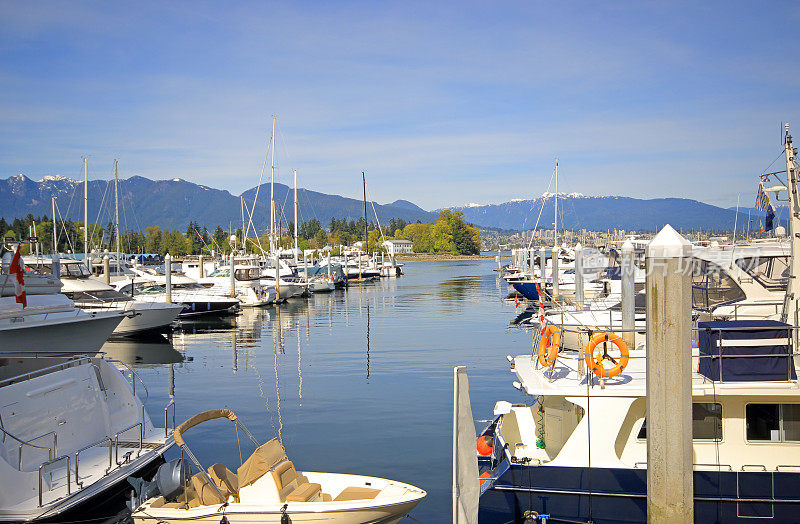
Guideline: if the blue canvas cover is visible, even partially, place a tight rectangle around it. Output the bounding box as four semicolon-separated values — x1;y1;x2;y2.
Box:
698;320;797;381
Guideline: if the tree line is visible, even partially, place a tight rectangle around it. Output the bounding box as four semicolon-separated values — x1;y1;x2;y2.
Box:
1;211;481;257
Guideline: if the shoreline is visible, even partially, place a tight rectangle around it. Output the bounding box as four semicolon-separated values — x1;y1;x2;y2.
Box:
395;253;496;261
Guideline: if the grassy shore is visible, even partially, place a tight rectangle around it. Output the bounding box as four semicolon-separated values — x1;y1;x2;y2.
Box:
395;253;496;261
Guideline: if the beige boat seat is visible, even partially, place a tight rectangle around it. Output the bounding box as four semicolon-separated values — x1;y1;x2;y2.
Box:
190;472;227;506
334;487;381;501
272;460;321;502
208;463;239;502
237;438;288;488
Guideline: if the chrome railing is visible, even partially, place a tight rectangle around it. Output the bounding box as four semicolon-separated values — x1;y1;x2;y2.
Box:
38;455;70;507
0;355;91;389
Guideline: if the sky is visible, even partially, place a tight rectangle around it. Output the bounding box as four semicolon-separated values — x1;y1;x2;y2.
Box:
1;1;799;210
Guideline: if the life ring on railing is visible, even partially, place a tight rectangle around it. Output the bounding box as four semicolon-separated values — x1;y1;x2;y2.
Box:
476;435;494;456
538;325;561;367
584;332;629;378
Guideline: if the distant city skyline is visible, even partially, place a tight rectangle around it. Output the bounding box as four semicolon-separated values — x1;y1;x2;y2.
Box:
1;1;798;209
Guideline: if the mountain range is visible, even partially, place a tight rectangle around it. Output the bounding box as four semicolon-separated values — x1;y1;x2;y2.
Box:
0;174;436;231
448;194;755;231
0;173;761;232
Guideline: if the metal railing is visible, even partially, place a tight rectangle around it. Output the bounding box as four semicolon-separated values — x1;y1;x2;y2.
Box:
164;399;176;438
38;455;70;507
107;358;149;403
525;321;800;387
0;425;55;471
0;355;92;389
74;437;113;489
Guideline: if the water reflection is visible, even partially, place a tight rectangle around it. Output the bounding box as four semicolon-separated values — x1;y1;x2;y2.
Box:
100;334;183;366
121;261;530;523
437;275;483;301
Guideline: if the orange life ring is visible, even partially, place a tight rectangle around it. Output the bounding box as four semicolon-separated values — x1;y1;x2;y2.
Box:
476;435;494;456
584;332;629;378
538;325;561;367
479;471;491;486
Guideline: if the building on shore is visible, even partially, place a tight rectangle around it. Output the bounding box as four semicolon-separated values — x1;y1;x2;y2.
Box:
382;239;414;254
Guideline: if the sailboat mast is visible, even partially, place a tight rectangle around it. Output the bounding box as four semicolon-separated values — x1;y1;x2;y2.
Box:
51;197;57;255
362;171;368;252
83;157;89;269
240;196;245;252
554;159;559;249
270;115;276;253
114;160;121;273
293;169;299;265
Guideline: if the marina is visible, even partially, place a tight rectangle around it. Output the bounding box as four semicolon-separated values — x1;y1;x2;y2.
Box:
3;3;800;522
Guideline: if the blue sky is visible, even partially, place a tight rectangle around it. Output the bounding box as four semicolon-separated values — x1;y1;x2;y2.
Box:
1;1;799;210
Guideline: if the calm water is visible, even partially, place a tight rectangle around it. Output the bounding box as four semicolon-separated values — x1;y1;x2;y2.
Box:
103;259;529;523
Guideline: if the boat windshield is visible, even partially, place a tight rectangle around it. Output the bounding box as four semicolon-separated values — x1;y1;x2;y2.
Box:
208;269;230;278
65;289;132;303
691;259;746;311
735;256;789;290
63;263;91;277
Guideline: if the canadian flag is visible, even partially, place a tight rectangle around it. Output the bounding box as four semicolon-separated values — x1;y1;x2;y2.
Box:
9;245;26;308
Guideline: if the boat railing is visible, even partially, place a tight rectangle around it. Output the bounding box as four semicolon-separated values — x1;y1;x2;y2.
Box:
42;406;151;505
164;399;176;438
107;358;149;404
634;461;735;471
0;355;92;389
530;323;800;387
114;417;144;466
73;437;113;488
38;455;70;506
0;425;56;471
0;304;77;321
725;300;784;320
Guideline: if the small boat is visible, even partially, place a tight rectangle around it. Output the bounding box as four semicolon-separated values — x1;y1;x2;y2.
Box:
130;409;426;524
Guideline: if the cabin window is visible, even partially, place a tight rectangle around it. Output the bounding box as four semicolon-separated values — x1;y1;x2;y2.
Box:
691;260;745;311
746;404;800;442
637;403;722;441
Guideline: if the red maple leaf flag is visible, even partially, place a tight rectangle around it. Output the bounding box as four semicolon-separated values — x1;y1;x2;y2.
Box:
9;245;26;308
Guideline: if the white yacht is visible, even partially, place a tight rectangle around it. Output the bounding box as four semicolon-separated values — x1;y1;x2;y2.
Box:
0;354;174;521
0;294;126;353
24;258;183;336
114;267;240;317
477;315;800;523
193;264;276;307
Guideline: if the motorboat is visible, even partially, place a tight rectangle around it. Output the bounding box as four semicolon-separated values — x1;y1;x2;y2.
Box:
130;409;426;524
195;265;276;307
0;294;126;353
0;354;174;521
477;316;800;523
113;268;240;318
23;257;183;336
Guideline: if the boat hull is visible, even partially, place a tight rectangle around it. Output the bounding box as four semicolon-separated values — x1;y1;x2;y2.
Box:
134;498;421;524
509;281;540;301
113;303;183;336
480;463;800;524
0;312;124;352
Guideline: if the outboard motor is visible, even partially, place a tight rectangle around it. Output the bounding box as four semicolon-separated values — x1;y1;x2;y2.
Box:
127;458;187;510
